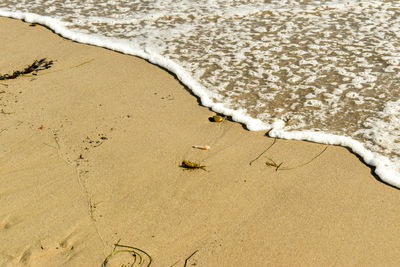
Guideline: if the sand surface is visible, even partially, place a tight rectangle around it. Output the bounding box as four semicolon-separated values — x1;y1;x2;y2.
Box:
1;17;400;266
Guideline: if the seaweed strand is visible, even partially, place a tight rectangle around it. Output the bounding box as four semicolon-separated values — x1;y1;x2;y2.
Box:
102;242;152;267
249;138;277;166
0;58;53;80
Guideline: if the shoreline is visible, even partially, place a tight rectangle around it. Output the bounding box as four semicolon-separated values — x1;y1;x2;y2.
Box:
1;17;400;266
1;11;398;188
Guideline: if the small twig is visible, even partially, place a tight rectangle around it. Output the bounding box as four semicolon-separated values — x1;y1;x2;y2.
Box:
276;162;284;171
249;138;277;166
184;250;199;267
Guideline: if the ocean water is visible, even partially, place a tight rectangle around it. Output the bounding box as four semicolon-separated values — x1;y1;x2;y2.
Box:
1;1;400;187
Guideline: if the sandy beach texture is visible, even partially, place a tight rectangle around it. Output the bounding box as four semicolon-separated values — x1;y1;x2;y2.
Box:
1;17;400;266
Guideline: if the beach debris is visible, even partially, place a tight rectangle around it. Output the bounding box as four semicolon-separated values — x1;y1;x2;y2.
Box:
102;240;152;267
184;250;199;267
249;138;328;171
0;58;53;80
249;138;277;166
212;115;224;122
276;146;328;171
181;160;207;171
192;145;211;150
265;158;284;171
265;146;328;171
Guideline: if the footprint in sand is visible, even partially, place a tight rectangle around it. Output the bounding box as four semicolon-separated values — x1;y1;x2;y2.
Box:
14;231;80;265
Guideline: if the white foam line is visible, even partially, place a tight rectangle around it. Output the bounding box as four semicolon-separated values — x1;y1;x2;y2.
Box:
1;9;399;189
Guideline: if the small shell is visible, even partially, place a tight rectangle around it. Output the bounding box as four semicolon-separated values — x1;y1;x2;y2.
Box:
182;160;204;168
212;115;224;122
192;145;211;150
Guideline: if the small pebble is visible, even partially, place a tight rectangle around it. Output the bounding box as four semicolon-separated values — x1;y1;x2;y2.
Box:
212;115;223;122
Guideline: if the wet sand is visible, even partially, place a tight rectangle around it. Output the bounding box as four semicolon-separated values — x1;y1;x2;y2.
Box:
1;17;400;266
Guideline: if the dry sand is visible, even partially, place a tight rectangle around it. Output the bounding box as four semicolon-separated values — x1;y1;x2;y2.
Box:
1;17;400;266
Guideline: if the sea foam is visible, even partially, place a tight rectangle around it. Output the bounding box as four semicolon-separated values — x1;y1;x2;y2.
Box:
0;0;400;188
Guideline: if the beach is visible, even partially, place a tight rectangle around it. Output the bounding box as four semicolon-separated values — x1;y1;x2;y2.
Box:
1;16;400;266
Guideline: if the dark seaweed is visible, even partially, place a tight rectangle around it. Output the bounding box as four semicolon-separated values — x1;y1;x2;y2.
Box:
0;58;53;80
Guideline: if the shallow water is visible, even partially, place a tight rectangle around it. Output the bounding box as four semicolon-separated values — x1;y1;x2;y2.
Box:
1;0;400;187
